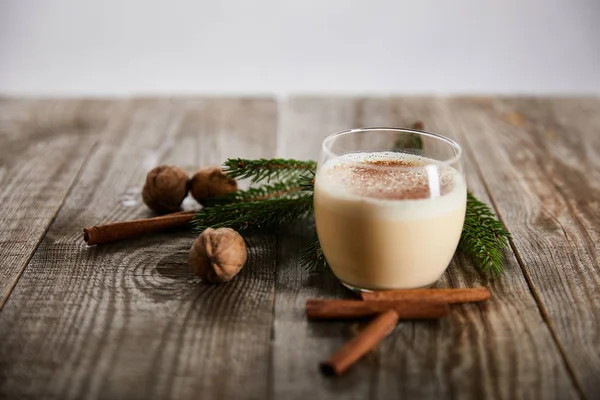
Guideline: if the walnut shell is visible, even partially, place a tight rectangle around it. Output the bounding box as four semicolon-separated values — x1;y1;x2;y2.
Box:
142;165;189;214
189;227;247;283
189;167;237;205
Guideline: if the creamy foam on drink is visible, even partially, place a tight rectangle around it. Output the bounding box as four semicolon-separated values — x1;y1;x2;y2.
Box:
314;151;466;290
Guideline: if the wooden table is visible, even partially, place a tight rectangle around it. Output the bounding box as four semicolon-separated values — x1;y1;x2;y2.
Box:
0;97;598;400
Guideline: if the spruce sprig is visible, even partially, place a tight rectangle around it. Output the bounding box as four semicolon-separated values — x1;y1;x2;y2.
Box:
458;193;511;275
193;195;314;232
299;233;328;270
223;158;317;184
393;121;425;150
298;171;316;192
205;181;304;206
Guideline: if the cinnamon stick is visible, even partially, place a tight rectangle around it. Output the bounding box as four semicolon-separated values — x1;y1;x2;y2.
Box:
320;309;399;376
83;211;196;245
306;299;449;320
360;287;491;303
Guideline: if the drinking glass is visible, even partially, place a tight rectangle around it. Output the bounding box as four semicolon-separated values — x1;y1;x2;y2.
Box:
314;127;466;291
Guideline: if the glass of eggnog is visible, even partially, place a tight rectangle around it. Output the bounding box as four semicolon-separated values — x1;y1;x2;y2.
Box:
314;127;466;291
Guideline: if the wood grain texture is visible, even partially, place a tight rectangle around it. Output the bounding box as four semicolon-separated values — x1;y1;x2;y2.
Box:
445;96;600;398
1;96;597;400
0;98;278;400
0;99;117;306
274;97;578;399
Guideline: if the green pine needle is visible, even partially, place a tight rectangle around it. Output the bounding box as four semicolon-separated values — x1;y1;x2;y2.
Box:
393;132;423;150
298;171;316;192
299;233;329;270
458;193;511;275
393;121;425;150
204;181;304;206
223;158;317;184
193;195;314;233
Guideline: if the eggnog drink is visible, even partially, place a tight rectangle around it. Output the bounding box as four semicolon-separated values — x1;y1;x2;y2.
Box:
314;152;466;290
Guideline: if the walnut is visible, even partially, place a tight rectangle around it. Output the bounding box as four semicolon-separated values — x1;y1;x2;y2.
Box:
189;167;237;205
142;165;189;214
189;227;247;283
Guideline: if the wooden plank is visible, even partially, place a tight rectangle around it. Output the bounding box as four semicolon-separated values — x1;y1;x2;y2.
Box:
273;97;578;399
445;96;600;398
0;99;117;307
0;98;278;400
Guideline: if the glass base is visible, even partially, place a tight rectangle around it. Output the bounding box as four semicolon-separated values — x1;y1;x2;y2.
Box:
341;281;436;293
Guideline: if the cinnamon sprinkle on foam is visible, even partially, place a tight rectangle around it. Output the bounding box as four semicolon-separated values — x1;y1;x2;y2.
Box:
321;152;458;200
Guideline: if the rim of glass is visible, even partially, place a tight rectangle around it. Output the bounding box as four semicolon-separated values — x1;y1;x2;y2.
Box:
322;127;463;167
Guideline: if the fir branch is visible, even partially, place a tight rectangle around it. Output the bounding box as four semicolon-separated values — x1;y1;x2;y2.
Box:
393;121;425;150
393;132;423;150
299;171;316;192
458;193;511;275
205;181;304;206
193;195;314;233
300;232;328;270
223;158;317;184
